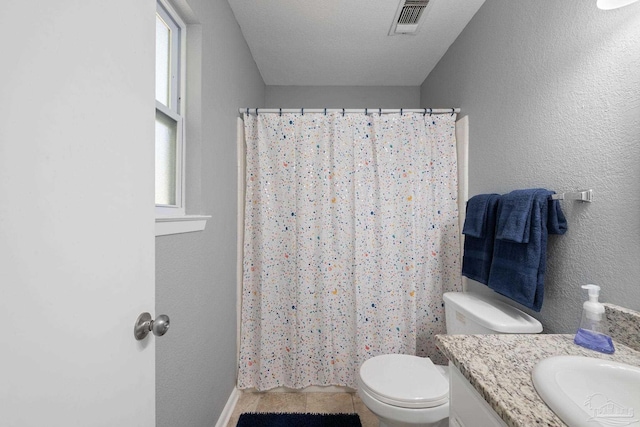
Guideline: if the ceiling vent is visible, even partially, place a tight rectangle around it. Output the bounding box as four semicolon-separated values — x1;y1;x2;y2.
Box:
389;0;431;35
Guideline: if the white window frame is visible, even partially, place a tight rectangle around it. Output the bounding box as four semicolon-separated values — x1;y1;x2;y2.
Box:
154;0;209;236
156;0;186;217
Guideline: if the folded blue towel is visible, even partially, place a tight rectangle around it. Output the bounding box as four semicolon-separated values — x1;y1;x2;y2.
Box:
495;189;541;243
462;194;500;285
462;194;500;238
488;189;567;311
547;196;568;235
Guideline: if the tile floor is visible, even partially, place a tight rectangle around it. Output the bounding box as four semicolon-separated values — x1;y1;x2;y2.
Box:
227;392;379;427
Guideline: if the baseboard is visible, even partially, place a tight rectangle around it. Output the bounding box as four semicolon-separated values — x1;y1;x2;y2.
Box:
215;386;241;427
244;385;356;393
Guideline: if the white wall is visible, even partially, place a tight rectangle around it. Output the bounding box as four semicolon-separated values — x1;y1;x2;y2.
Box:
266;86;420;108
155;0;265;426
421;0;640;332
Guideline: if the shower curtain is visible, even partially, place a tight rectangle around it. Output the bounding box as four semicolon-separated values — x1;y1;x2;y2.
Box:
238;111;461;390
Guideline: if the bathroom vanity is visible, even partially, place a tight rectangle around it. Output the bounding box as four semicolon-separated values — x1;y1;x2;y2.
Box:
436;304;640;427
448;361;507;427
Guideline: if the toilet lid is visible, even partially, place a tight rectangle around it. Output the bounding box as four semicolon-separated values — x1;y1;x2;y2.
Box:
359;354;449;409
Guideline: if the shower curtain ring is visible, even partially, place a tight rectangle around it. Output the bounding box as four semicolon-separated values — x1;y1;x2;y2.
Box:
279;108;282;117
401;108;403;116
365;108;367;115
246;108;249;115
342;108;345;117
451;108;455;116
256;108;259;115
302;108;304;116
379;108;381;115
423;108;427;116
324;108;327;116
429;109;432;116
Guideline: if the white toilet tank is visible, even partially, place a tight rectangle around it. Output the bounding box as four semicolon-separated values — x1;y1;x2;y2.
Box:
443;292;542;334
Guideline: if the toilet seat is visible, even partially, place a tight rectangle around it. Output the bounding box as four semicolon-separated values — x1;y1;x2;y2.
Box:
358;354;449;409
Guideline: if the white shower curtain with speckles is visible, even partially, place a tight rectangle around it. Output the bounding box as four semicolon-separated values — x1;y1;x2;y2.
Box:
238;112;461;390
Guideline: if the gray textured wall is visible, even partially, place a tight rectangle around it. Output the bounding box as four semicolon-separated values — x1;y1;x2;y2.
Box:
265;85;420;108
421;0;640;332
155;0;265;425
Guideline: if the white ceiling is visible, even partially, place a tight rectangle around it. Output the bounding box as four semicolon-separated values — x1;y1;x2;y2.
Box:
227;0;486;86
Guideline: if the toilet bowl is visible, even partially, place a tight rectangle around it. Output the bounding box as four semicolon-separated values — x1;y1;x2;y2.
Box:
358;354;450;427
357;291;542;427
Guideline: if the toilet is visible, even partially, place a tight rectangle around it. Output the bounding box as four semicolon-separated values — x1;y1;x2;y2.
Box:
357;291;542;427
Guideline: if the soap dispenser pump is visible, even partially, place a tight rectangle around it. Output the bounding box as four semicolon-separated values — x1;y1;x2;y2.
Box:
574;284;615;354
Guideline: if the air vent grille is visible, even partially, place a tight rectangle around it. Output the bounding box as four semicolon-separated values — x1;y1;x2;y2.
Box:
389;0;430;35
397;1;429;25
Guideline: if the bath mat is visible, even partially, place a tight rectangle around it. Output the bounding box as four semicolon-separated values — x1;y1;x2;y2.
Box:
236;412;362;427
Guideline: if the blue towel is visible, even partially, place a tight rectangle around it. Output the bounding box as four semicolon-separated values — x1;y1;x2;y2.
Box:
462;194;500;285
495;189;539;243
462;193;500;238
547;196;568;235
488;189;567;311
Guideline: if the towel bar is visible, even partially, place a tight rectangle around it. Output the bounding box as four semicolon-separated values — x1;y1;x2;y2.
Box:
551;189;593;202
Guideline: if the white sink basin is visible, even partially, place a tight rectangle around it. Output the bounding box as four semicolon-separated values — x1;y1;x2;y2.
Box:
532;355;640;427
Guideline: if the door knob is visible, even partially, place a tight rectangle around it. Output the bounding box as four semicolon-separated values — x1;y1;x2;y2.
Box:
134;312;170;340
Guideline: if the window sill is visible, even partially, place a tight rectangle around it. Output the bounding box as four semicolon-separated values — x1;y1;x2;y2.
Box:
155;215;211;237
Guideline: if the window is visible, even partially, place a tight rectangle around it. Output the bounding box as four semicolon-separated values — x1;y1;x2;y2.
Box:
155;0;185;216
154;0;209;236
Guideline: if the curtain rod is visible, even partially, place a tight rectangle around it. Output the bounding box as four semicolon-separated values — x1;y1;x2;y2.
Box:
239;108;460;116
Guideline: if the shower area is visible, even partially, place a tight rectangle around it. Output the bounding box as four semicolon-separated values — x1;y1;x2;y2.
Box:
235;108;468;391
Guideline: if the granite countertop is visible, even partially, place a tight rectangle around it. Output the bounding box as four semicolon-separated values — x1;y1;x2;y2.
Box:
435;333;640;427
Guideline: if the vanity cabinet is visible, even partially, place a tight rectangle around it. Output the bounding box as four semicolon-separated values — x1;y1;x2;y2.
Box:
449;363;507;427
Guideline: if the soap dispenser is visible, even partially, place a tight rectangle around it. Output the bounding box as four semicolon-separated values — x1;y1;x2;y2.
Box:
574;284;615;354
